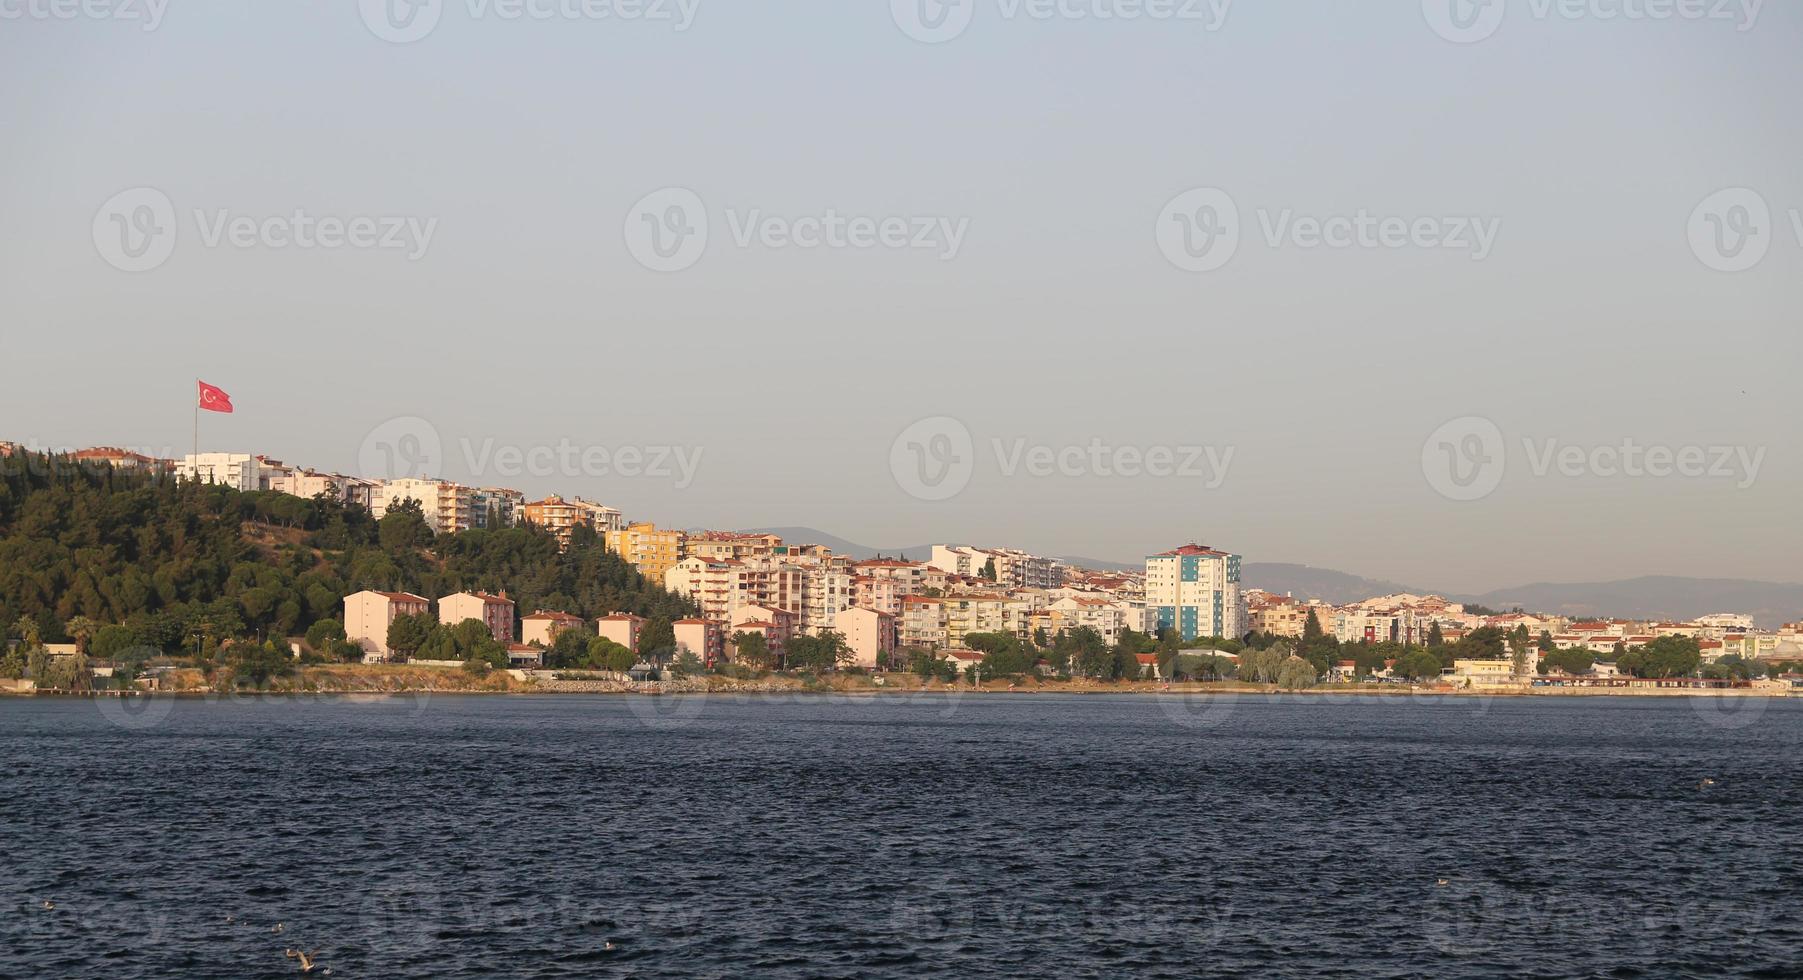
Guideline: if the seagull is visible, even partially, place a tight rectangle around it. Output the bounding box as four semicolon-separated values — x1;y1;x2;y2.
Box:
603;942;617;951
225;914;235;925
271;922;285;934
1699;778;1716;789
1435;879;1449;887
285;949;299;959
41;900;55;910
297;951;321;974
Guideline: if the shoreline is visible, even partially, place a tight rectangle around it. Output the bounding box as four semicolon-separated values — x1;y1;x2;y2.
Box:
4;673;1792;701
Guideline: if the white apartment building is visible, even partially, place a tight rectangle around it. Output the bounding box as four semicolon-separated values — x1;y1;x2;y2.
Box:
472;487;526;529
177;453;289;492
900;596;949;650
272;469;377;508
940;593;1030;647
1042;596;1139;646
800;565;854;635
372;479;476;534
928;545;1059;589
574;498;624;534
664;556;809;629
1144;544;1245;641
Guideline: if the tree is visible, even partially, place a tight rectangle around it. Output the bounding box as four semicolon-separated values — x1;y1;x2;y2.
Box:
639;617;676;665
1451;626;1507;661
906;646;940;678
1302;609;1325;645
789;631;851;672
1395;649;1444;681
90;624;144;660
1426;623;1444;648
386;612;434;660
0;645;26;680
467;635;507;670
550;628;598;668
1276;656;1318;690
1509;626;1532;677
11;615;41;648
42;649;92;691
64;616;99;653
604;642;637;674
1175;652;1236;681
980;558;997;581
225;641;292;687
1541;647;1594;676
732;631;773;670
1238;644;1289;685
1706;654;1760;681
965;632;1031;676
672;649;702;678
377;498;434;552
305;618;346;652
1630;636;1703;679
1537;630;1557;653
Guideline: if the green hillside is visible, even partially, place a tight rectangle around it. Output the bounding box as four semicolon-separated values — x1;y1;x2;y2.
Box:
0;451;693;653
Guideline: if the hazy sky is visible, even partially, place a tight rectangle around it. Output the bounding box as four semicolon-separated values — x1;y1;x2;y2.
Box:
2;0;1798;594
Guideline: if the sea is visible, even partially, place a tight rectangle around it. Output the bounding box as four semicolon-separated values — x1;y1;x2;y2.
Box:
2;691;1799;978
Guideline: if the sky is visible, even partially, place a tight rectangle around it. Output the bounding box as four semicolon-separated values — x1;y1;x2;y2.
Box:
1;0;1798;594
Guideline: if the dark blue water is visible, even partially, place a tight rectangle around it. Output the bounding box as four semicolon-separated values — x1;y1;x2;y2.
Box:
2;691;1799;978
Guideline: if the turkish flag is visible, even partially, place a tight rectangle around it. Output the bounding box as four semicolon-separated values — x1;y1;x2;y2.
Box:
197;380;234;414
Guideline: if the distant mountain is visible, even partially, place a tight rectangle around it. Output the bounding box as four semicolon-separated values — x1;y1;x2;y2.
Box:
1455;577;1803;630
1239;563;1424;605
1051;555;1139;572
740;528;930;562
737;528;1802;628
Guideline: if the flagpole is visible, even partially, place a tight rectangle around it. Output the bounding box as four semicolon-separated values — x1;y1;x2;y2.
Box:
192;379;199;468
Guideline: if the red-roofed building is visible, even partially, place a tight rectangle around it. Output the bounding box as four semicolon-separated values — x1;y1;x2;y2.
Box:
521;610;586;647
597;613;648;653
440;591;515;643
344;590;431;661
673;618;724;666
73;446;174;474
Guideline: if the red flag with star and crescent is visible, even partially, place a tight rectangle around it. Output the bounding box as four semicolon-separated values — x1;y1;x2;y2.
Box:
197;380;234;414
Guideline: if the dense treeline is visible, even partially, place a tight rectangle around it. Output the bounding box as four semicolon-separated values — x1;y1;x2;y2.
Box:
0;451;694;653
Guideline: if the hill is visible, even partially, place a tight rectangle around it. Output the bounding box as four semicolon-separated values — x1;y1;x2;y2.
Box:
0;452;694;652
